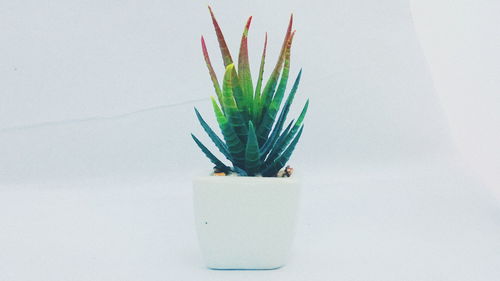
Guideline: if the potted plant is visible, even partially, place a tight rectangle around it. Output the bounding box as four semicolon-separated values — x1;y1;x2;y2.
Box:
191;6;309;270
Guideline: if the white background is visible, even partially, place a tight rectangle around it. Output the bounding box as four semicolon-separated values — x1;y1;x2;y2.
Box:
0;0;499;280
412;0;500;199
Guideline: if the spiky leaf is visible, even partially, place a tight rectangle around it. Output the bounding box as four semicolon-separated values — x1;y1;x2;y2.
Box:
194;107;232;161
238;17;254;115
208;6;233;66
191;134;230;172
201;36;223;111
222;64;248;142
262;126;304;177
266;99;309;162
261;118;294;160
260;69;302;154
211;97;245;168
230;67;250;121
245;121;261;176
253;33;268;120
256;14;293;125
257;31;295;145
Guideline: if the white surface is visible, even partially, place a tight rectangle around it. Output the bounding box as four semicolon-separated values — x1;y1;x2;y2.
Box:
1;167;499;280
0;0;499;280
193;176;300;269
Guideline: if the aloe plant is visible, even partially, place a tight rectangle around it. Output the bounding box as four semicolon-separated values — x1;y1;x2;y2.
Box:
191;7;309;177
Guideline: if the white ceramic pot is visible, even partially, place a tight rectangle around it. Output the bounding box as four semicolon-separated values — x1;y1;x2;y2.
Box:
193;176;300;270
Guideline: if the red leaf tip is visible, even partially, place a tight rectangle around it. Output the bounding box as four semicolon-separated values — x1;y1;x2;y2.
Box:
243;16;252;36
208;5;215;17
246;16;253;28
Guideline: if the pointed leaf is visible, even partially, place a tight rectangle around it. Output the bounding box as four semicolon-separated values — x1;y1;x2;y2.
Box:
211;96;245;168
245;121;261;176
208;6;233;66
256;14;293;124
259;69;302;151
253;33;268;120
257;31;295;145
191;133;230;172
194;107;232;161
201;36;224;112
230;67;250;121
222;64;248;142
266;99;309;162
262;126;304;177
238;16;254;116
210;96;224;127
261;118;294;160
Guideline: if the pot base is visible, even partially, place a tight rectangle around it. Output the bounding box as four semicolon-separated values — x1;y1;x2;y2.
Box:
208;265;284;270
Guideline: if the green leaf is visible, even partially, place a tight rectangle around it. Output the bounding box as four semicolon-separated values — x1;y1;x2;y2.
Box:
266;99;309;162
191;133;230;172
211;96;224;127
201;36;224;112
253;33;267;121
261;118;294;160
245;121;261;176
264;69;302;145
222;64;248;143
261;69;302;154
256;14;293;125
230;68;250;121
208;6;233;66
194;107;232;161
231;166;248;176
211;97;246;168
238;16;254;117
257;31;295;145
262;125;304;177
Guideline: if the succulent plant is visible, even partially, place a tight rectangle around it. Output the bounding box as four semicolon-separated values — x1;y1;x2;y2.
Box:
191;7;309;177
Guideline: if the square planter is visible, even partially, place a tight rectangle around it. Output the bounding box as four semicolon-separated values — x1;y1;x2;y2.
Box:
193;176;300;269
